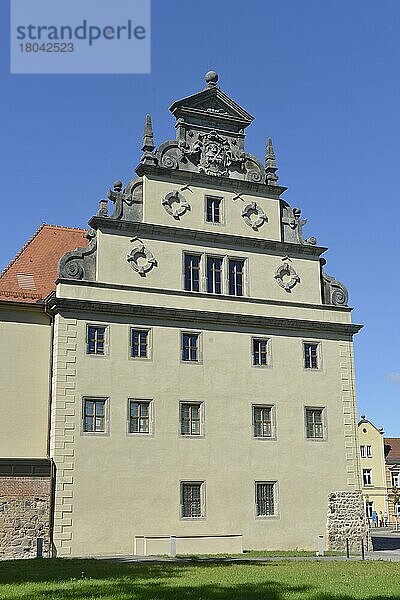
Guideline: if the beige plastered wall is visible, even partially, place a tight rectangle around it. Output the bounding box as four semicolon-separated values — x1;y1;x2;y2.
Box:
51;308;360;556
0;305;51;458
358;422;388;518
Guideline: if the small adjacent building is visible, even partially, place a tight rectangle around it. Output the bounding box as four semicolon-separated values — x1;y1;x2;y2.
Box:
384;438;400;526
357;416;388;523
1;72;368;558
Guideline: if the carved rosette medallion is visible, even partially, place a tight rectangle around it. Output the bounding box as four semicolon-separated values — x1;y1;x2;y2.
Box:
127;237;157;277
241;202;268;230
162;190;190;220
274;259;300;292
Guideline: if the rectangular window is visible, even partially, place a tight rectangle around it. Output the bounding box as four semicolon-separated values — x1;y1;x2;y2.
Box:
181;332;200;362
365;501;374;519
181;482;204;518
86;325;107;355
228;259;245;296
180;402;202;436
305;408;324;439
392;472;400;487
184;254;201;292
206;196;222;223
255;482;276;517
253;405;273;438
252;338;270;366
128;400;151;434
206;256;223;294
360;445;372;458
363;469;372;486
130;329;150;359
304;342;320;369
83;398;107;433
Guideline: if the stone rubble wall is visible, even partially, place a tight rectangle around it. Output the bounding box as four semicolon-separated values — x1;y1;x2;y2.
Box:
0;477;51;560
327;490;371;552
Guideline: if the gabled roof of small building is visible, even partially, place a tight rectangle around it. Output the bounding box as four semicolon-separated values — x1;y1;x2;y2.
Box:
384;438;400;462
0;224;87;304
358;415;384;434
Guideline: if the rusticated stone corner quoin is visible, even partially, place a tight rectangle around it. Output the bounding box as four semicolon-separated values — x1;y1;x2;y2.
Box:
57;71;349;307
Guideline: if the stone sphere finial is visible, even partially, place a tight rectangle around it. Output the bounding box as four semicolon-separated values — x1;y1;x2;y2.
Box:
205;70;218;86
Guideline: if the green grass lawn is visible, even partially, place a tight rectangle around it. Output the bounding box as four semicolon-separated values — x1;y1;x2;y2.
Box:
0;558;399;600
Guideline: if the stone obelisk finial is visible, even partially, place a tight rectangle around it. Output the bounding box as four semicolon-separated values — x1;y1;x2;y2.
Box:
265;137;279;186
140;114;157;165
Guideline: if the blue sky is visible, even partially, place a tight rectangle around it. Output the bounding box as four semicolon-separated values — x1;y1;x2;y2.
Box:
1;0;399;434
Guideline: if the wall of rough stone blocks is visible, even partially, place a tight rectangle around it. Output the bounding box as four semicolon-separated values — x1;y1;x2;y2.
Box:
326;490;370;552
0;477;51;560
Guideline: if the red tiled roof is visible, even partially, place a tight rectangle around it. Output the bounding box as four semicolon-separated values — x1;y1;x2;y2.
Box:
384;438;400;462
0;224;88;304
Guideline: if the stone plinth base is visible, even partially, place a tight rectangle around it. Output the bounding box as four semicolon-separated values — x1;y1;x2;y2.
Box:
0;477;51;560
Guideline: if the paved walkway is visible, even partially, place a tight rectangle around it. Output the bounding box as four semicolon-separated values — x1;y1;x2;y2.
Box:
97;552;400;563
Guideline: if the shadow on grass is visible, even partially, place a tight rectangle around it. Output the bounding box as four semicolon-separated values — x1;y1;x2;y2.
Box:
0;560;399;600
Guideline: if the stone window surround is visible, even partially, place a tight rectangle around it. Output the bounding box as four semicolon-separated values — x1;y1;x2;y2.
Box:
302;339;323;371
254;480;279;519
252;404;276;441
81;396;110;436
179;400;205;438
85;323;109;357
304;406;327;442
129;326;153;361
182;250;249;297
204;194;224;225
251;336;272;368
127;398;154;436
180;330;203;364
180;480;206;520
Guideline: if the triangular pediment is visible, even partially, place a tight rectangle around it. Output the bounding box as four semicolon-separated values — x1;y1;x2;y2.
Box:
169;86;254;128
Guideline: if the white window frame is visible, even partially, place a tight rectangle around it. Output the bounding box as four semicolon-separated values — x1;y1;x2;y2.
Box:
205;195;224;225
255;481;278;518
127;399;154;436
365;501;374;519
363;468;373;486
81;397;109;436
251;337;272;368
180;481;206;519
129;327;152;361
179;401;204;437
391;471;400;488
302;340;322;371
86;323;109;357
304;406;327;441
252;404;275;440
180;331;202;364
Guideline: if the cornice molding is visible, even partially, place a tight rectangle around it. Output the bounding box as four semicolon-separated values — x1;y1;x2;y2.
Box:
57;278;352;312
46;294;362;336
135;163;287;197
88;217;327;258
